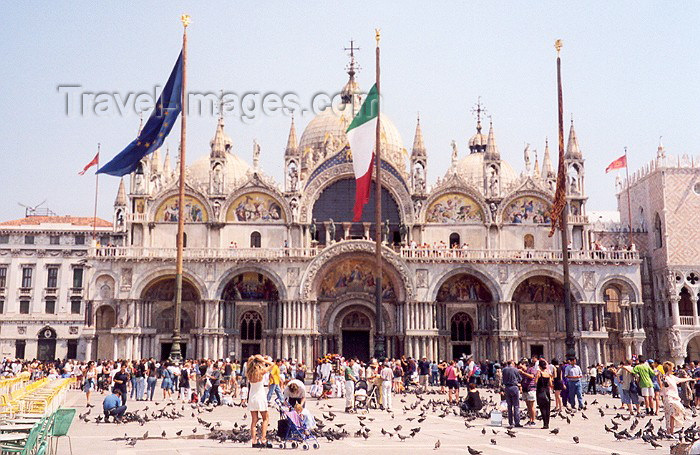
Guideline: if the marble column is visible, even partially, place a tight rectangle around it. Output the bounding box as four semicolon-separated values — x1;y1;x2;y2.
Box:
282;336;289;359
671;297;681;326
692;297;699;326
113;336;119;359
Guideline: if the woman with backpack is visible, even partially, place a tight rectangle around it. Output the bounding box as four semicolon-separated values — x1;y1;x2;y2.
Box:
617;359;640;416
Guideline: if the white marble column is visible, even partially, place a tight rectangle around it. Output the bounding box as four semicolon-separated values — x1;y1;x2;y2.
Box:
671;297;681;326
113;336;119;359
282;336;289;359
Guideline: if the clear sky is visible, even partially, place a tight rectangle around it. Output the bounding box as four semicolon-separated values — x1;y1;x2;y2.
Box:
1;2;699;222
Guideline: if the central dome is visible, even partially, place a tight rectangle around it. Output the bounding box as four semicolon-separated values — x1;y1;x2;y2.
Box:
298;91;406;175
456;152;518;191
187;153;251;187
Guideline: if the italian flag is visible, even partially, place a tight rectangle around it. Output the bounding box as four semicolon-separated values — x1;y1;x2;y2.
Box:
346;84;378;222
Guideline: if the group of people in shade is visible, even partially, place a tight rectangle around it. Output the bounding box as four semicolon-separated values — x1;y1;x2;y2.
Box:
3;352;699;446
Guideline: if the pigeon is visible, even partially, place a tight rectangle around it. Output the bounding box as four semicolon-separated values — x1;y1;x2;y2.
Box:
481;428;486;435
126;438;137;447
573;436;579;444
175;430;182;436
161;430;166;438
142;431;148;440
490;439;497;445
434;440;440;449
550;428;559;435
467;447;482;455
649;440;662;448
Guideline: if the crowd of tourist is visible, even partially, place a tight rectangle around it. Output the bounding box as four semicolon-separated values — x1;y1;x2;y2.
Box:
2;352;699;444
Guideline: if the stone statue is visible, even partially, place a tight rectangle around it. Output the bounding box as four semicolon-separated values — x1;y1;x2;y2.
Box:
615;175;622;192
399;223;408;244
212;163;223;193
383;219;390;243
289;198;299;218
134;173;145;193
669;328;683;357
489;170;499;196
413;165;425;192
570;175;579;194
450;140;458;169
212;201;221;219
309;219;317;241
414;199;422;215
288;164;298;192
328;218;336;241
252;140;261;169
489;202;498;221
523;143;531;172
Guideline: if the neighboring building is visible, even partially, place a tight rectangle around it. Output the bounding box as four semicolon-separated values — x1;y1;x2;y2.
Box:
617;144;700;364
80;50;643;367
0;214;113;360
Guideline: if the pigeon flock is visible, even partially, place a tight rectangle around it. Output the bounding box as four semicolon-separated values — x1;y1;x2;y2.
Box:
74;387;700;453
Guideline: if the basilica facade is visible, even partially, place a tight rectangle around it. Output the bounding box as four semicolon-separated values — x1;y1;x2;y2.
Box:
82;60;644;367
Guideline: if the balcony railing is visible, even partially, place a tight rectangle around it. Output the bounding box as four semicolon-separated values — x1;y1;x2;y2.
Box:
90;244;639;263
400;248;639;263
91;246;320;260
680;316;696;326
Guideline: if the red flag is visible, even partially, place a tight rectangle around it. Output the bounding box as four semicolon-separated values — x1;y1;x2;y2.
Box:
79;152;99;175
605;154;627;173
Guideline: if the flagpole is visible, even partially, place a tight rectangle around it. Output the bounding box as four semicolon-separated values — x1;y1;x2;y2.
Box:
92;143;100;240
624;147;633;244
170;14;190;364
373;29;385;360
555;41;576;361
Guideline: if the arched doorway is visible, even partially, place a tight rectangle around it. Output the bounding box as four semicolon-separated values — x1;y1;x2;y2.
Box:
37;326;57;361
341;311;371;361
95;305;116;360
679;288;693;317
687;335;700;363
450;312;473;359
449;233;461;248
436;273;493;360
142;277;200;360
240;311;263;359
512;275;576;360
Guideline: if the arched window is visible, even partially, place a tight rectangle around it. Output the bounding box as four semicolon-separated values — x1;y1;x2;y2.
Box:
183;232;187;248
603;285;622;330
654;213;663;248
679;287;693;317
523;234;535;249
449;233;460;248
240;311;263;340
450;312;473;342
250;231;261;248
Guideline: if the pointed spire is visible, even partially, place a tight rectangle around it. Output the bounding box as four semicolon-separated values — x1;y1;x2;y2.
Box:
484;119;500;159
565;117;582;159
532;149;541;179
411;114;426;158
285;114;299;157
210;114;232;159
542;138;554;177
657;136;666;159
114;178;127;207
150;147;161;173
163;146;172;177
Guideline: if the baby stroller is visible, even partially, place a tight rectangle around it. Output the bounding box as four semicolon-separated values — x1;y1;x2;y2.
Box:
353;380;379;412
276;403;320;450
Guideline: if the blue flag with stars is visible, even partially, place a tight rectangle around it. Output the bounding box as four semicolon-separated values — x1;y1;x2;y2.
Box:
97;50;183;176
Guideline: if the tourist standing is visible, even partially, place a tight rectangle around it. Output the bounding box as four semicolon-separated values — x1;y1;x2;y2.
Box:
380;361;394;411
266;359;284;405
535;360;553;429
83;361;97;406
617;360;640;416
502;360;522;428
112;363;130;405
564;358;583;409
659;361;695;433
445;360;461;404
246;355;275;448
587;364;597;394
633;358;656;415
551;359;564;412
344;359;358;413
520;359;537;425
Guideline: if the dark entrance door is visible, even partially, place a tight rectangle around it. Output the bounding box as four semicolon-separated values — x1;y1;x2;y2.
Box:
530;344;544;358
37;339;56;361
342;330;370;362
452;344;471;361
241;343;261;360
160;343;187;361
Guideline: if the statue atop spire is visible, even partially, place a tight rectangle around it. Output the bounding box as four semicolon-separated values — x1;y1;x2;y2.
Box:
341;39;362;112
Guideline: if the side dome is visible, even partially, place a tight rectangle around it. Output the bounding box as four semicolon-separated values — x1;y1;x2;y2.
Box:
187;154;251;187
455;153;518;190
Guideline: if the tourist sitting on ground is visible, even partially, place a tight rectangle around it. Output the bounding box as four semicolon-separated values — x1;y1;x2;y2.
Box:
103;388;126;423
464;383;483;412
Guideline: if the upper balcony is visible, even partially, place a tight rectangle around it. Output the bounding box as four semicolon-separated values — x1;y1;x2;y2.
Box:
90;243;639;264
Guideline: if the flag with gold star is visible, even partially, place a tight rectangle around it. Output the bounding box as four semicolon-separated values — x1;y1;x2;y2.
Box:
98;50;183;176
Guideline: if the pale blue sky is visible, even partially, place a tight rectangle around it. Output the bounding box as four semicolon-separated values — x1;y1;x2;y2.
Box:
1;2;699;221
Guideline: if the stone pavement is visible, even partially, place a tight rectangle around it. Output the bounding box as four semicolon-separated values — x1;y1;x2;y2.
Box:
61;386;691;455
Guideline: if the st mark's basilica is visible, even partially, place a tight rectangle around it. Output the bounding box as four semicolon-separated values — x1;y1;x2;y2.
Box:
72;50;646;367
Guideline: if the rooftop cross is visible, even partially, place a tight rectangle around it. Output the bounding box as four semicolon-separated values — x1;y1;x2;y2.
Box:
471;97;487;133
344;39;361;77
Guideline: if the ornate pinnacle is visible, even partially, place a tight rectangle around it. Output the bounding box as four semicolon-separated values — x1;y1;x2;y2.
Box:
554;39;563;56
181;14;191;28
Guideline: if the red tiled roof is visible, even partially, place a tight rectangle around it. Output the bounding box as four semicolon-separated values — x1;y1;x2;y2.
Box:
0;216;112;228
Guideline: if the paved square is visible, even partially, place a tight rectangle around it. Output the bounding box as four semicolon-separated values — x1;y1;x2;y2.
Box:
62;387;692;454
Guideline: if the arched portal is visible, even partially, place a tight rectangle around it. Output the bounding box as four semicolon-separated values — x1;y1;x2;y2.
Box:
511;275;575;360
37;326;57;362
141;277;201;360
312;178;402;244
687;335;700;363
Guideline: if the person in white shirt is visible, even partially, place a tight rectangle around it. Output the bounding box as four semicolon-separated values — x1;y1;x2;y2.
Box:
380;362;394;411
283;378;306;407
587;365;598;395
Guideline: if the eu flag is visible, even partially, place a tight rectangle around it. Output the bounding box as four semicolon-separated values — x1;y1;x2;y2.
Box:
97;51;183;176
